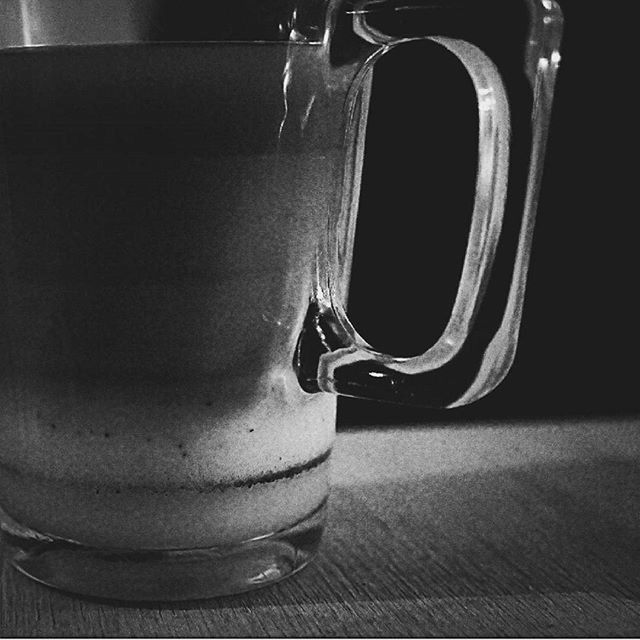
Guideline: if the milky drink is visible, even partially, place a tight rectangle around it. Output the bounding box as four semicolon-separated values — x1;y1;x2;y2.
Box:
0;43;364;549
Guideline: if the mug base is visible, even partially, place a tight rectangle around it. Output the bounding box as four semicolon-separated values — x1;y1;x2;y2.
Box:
0;501;325;602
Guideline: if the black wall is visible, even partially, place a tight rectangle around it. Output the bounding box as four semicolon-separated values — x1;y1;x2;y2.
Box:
338;0;638;425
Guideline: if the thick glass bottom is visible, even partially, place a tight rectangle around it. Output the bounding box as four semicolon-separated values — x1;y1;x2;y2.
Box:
0;501;326;602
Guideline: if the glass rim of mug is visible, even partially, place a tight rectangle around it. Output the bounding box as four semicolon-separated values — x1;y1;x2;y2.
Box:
0;0;340;50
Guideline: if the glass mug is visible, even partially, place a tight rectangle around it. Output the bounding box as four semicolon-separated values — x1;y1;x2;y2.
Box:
0;0;562;601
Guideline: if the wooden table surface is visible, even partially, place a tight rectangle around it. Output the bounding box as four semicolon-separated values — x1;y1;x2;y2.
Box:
3;415;640;637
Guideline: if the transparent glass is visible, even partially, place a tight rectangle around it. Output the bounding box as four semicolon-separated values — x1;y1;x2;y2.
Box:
0;0;562;601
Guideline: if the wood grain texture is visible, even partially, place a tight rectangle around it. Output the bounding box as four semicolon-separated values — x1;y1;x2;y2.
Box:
3;416;640;637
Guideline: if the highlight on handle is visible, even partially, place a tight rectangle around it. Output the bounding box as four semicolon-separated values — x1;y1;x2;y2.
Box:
296;0;563;408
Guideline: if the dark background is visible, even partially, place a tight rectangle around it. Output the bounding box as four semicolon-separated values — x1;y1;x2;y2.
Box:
338;0;637;426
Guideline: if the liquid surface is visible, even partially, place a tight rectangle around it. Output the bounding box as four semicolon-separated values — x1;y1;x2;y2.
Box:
0;43;364;546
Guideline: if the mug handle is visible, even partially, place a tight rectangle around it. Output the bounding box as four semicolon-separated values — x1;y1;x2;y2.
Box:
295;0;563;408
